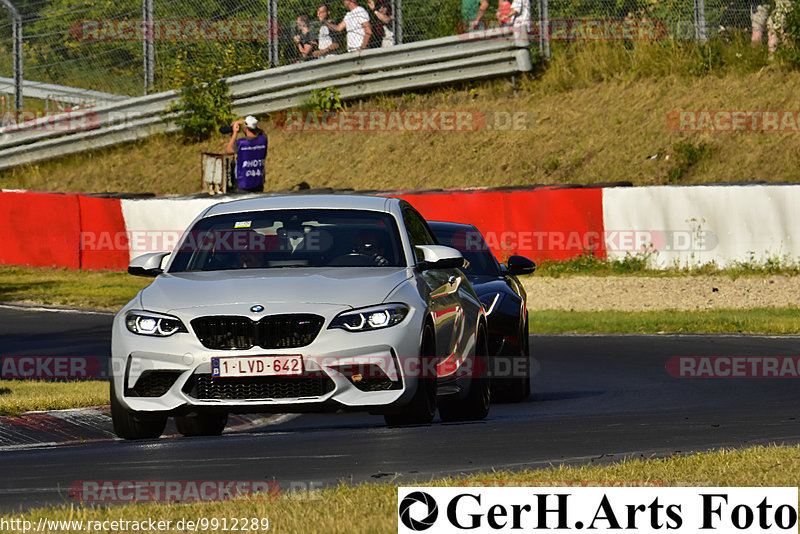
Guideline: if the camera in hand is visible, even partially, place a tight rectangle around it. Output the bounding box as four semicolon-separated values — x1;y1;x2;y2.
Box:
219;125;234;134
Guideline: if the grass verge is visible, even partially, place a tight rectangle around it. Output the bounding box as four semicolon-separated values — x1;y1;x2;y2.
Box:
3;445;799;533
0;266;150;311
0;380;109;417
2;263;799;313
532;254;800;278
531;308;800;335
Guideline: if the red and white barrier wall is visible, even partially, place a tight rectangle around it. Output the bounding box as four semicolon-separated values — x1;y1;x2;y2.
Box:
1;185;798;271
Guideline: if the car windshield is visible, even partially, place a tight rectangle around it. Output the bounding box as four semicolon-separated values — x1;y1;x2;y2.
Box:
431;225;501;277
169;209;406;272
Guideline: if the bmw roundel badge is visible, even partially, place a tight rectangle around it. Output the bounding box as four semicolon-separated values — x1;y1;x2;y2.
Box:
250;305;265;313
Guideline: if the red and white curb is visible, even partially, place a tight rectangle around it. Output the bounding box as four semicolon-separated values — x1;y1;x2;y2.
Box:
0;407;295;450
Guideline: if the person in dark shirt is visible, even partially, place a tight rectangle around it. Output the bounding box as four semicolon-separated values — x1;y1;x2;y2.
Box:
293;14;318;61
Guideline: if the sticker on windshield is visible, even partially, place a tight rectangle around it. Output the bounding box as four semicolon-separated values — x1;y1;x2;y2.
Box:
234;221;252;229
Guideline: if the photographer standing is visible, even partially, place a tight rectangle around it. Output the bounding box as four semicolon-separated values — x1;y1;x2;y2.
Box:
224;115;267;193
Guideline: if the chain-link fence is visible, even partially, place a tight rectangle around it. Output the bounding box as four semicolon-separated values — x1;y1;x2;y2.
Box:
0;0;771;105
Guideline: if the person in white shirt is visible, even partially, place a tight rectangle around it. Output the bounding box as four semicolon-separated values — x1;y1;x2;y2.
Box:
509;0;532;37
326;0;372;52
313;4;340;58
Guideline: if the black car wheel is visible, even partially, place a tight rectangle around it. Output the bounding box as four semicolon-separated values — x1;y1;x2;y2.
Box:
384;324;437;426
110;380;167;440
176;412;229;437
494;320;531;403
439;324;491;422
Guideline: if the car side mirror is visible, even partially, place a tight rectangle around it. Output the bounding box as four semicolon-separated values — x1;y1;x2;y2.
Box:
128;252;171;277
415;245;466;271
506;255;536;276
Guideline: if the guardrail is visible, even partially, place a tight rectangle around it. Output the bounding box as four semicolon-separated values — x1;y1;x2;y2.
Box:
0;29;532;172
0;77;126;107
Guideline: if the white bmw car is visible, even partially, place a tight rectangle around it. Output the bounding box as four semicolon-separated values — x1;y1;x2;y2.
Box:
111;195;489;439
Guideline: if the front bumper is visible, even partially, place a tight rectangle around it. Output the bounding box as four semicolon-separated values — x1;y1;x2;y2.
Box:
111;304;426;414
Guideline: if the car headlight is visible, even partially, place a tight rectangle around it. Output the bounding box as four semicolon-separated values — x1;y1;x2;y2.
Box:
125;311;188;337
479;293;502;316
329;304;409;332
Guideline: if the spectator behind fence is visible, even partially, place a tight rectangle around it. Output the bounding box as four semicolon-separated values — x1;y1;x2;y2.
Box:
497;0;513;27
768;0;794;55
368;0;395;47
314;4;341;57
462;0;489;32
751;2;769;43
294;15;318;61
326;0;372;52
225;116;267;193
507;0;531;30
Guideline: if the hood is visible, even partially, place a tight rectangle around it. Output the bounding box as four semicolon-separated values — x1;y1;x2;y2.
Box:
140;267;412;313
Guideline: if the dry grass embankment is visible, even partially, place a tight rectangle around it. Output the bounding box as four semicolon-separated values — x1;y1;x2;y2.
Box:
2;39;799;195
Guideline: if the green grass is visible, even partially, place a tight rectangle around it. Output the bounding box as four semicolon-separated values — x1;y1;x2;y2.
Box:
532;254;800;278
0;266;150;311
4;445;800;532
531;308;800;335
0;380;109;417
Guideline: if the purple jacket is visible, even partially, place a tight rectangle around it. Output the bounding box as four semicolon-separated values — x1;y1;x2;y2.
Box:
235;133;268;189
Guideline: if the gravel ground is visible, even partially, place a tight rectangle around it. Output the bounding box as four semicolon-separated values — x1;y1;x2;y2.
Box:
521;275;800;311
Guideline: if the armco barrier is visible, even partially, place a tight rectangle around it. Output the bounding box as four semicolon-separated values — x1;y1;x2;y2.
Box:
396;188;606;262
5;184;800;272
0;191;82;269
603;185;800;269
78;196;129;270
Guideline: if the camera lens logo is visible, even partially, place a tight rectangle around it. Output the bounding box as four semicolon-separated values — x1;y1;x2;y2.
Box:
399;491;438;531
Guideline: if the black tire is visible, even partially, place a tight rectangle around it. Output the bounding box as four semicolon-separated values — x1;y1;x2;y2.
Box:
503;321;532;403
175;412;228;437
439;324;491;422
384;325;437;427
110;380;167;440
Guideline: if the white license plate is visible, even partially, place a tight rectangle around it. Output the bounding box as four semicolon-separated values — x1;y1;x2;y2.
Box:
211;355;303;377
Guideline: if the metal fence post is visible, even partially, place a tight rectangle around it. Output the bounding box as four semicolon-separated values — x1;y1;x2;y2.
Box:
396;0;403;45
539;0;550;60
143;0;154;94
270;0;278;67
1;0;22;112
694;0;707;42
391;0;399;45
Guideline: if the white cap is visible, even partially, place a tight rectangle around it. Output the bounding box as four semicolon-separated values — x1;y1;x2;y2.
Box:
244;115;259;129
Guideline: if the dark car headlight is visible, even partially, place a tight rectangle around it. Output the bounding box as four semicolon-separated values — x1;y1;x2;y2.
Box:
125;311;188;337
479;293;502;316
329;304;409;332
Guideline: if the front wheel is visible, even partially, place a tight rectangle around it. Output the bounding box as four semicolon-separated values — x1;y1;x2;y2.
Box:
504;321;532;403
175;412;228;437
384;325;437;427
439;324;491;422
110;380;167;440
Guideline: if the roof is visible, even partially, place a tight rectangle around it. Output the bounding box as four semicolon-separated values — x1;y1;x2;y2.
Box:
204;194;395;217
427;220;477;232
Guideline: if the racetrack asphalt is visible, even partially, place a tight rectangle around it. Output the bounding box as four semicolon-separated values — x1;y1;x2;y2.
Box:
1;306;800;512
